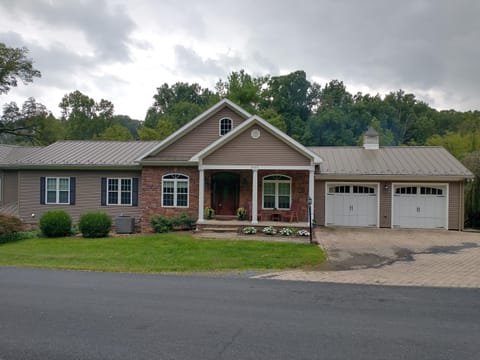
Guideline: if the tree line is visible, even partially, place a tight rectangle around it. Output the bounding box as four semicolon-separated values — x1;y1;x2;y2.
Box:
1;42;479;225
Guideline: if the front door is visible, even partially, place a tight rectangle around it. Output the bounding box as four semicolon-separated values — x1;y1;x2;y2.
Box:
211;172;240;215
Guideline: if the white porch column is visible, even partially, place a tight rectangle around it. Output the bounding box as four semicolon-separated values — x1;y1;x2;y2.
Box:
252;167;258;224
198;169;205;222
308;168;315;221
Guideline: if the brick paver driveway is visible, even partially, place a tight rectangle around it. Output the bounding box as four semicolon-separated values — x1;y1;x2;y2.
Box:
255;227;480;288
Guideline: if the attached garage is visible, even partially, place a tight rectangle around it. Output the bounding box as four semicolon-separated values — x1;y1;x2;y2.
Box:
392;184;448;229
325;183;378;227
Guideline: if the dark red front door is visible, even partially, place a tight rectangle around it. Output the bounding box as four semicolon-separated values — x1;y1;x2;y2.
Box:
211;173;240;215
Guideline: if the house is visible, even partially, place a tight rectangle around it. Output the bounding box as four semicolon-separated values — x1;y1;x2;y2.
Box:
0;99;474;231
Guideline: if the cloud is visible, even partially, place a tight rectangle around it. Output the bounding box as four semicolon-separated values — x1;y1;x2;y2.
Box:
0;0;140;62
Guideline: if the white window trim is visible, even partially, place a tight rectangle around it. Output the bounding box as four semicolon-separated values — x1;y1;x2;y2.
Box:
218;117;233;136
162;173;190;208
46;177;70;205
262;174;292;210
107;178;133;206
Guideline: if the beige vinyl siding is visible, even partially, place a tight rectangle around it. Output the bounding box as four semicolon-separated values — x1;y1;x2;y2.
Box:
379;181;391;228
1;170;18;205
314;180;325;226
448;181;461;230
147;108;246;161
204;125;311;166
18;170;142;225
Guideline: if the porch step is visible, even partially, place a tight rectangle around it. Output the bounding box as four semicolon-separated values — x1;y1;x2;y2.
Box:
202;227;239;233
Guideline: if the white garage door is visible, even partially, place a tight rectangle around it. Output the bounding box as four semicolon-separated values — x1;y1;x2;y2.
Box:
326;184;378;227
392;185;447;229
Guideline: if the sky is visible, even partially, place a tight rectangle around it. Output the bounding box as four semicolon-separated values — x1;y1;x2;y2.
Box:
1;0;479;120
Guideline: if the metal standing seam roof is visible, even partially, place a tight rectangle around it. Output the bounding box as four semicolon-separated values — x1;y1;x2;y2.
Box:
308;146;474;177
0;145;44;165
10;141;161;167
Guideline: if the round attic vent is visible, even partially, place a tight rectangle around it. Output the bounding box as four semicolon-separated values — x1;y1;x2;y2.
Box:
251;129;260;139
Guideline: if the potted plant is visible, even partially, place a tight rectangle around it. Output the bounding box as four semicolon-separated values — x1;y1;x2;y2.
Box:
236;207;247;220
204;206;215;219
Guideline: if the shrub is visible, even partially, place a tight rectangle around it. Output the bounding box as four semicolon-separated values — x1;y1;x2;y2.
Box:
296;229;310;237
0;230;40;244
262;226;277;235
174;212;197;230
242;226;257;234
150;215;173;233
279;227;295;236
0;214;24;235
79;211;112;238
39;210;72;237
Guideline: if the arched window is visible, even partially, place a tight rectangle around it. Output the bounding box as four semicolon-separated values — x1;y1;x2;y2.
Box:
162;174;189;207
263;175;291;209
219;118;232;136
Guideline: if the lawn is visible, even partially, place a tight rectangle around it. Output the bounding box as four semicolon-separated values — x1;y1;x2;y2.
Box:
0;233;325;273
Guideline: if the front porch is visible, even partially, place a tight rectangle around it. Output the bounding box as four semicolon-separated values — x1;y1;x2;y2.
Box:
198;167;315;225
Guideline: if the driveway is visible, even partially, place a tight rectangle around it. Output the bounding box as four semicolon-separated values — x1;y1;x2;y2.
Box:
256;227;480;288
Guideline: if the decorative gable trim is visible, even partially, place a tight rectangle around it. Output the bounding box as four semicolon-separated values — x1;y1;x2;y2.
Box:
190;115;323;164
137;99;251;161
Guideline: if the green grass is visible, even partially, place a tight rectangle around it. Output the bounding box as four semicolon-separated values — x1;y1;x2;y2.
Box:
0;233;325;273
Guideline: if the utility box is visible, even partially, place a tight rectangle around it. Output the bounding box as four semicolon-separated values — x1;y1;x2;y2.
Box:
115;216;135;234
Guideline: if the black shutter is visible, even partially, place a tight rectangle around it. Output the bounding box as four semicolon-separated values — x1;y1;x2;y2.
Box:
101;177;107;206
69;177;76;205
132;178;139;207
40;177;46;204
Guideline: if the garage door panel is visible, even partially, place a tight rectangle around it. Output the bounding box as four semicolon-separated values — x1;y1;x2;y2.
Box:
393;185;447;229
326;185;378;227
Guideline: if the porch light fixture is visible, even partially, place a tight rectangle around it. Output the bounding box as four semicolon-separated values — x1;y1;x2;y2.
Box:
384;184;389;191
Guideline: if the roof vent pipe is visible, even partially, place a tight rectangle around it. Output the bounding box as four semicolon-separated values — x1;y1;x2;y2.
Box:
363;126;379;150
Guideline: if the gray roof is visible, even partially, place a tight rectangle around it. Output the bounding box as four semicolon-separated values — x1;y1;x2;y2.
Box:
0;145;43;165
8;141;160;167
364;126;379;136
309;146;473;178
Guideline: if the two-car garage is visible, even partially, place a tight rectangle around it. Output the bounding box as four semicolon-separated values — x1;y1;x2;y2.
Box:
324;182;448;229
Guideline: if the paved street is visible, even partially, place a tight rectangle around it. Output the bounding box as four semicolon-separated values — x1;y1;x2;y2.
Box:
256;228;480;288
1;268;480;360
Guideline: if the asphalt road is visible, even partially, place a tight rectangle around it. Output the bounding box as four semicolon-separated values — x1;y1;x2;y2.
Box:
0;268;479;360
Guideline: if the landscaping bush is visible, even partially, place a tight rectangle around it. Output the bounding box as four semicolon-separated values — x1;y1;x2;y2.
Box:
0;214;24;235
150;215;173;233
151;213;197;233
79;211;112;238
39;210;72;237
173;212;197;230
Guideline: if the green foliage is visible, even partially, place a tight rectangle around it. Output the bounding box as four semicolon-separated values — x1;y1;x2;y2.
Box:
60;90;115;140
462;152;480;227
150;212;197;233
0;214;24;234
39;210;72;237
78;212;112;238
95;124;133;141
0;42;41;94
0;230;39;244
150;215;173;233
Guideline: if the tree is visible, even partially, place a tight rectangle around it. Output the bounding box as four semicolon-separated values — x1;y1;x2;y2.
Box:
59;90;115;140
1;98;64;144
0;42;41;94
95;124;133;141
216;70;268;113
264;70;320;139
137;119;176;140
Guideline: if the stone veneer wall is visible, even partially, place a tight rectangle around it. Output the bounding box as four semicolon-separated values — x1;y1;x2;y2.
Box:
141;166;199;232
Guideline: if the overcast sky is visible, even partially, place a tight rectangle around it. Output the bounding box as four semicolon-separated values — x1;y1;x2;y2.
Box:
1;0;479;120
